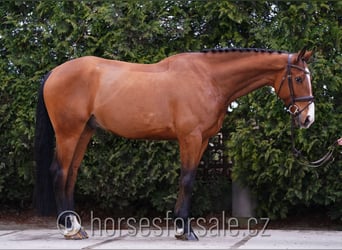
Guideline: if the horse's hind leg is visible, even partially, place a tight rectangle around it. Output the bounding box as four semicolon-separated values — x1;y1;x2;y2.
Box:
53;123;94;239
64;125;95;239
52;136;79;214
65;125;95;211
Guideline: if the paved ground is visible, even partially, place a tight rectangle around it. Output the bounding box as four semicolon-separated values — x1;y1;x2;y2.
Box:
0;228;341;249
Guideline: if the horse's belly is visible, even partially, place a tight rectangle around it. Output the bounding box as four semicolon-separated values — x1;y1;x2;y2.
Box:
93;104;177;140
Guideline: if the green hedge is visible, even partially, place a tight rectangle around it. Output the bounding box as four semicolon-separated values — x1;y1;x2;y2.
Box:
0;1;341;220
227;88;342;220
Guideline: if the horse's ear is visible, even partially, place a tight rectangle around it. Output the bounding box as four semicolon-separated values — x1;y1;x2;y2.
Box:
296;47;307;62
296;47;313;62
302;50;313;62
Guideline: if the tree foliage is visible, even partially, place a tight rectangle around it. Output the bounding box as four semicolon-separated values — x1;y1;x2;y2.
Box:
0;1;340;220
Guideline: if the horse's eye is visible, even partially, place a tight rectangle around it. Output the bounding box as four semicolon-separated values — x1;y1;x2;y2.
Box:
295;77;303;83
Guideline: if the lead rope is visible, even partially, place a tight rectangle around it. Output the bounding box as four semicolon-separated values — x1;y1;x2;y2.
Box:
290;115;339;168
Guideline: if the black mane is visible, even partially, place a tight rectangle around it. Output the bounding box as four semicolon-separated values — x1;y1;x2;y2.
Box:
201;47;288;54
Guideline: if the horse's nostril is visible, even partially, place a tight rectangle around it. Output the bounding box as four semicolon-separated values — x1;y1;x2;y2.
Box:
304;116;311;127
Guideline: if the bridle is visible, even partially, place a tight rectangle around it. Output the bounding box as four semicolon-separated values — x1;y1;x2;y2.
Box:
277;54;314;117
277;54;337;167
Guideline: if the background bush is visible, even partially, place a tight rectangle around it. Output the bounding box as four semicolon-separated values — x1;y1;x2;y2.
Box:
0;1;340;220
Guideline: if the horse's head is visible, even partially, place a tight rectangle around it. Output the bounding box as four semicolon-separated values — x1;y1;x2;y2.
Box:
275;48;314;128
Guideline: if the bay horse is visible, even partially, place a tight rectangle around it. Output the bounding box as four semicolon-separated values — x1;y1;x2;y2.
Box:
34;47;314;240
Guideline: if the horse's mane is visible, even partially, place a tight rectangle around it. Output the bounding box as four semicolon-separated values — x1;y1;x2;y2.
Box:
201;47;288;54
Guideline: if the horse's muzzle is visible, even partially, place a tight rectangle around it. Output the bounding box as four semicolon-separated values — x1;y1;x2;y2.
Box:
298;102;315;129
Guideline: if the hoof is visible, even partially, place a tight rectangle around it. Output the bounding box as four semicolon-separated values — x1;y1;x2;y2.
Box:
175;231;199;241
64;227;89;240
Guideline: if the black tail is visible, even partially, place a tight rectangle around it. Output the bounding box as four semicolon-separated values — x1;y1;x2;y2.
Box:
34;71;56;216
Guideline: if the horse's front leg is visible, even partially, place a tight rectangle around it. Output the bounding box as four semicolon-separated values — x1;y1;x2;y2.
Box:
174;168;198;240
174;132;209;241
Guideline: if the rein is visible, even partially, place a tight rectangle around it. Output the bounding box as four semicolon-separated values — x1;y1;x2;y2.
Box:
279;54;337;167
290;117;338;168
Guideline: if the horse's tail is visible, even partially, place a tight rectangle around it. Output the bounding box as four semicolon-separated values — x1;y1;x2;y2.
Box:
34;71;56;216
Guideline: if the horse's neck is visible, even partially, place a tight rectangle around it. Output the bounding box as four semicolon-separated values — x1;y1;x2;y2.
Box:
202;52;288;105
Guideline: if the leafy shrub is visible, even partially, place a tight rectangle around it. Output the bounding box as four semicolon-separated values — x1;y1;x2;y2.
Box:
0;1;340;222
